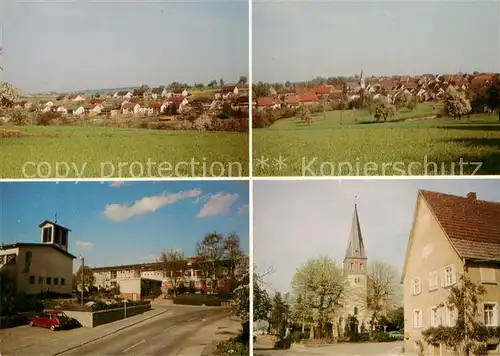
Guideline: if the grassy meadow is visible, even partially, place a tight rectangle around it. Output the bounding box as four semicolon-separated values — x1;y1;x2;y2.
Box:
0;125;248;178
253;103;500;176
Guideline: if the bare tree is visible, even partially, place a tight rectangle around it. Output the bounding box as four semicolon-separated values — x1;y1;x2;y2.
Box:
159;249;187;296
196;232;225;293
366;261;400;333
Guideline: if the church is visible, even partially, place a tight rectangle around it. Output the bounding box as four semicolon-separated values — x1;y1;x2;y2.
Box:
333;204;370;336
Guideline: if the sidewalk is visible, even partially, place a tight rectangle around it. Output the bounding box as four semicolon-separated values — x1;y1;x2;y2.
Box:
178;316;243;356
0;307;170;356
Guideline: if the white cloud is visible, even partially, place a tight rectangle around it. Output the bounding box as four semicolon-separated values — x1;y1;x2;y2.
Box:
197;193;239;218
237;204;249;215
76;241;94;250
109;181;127;188
104;189;202;222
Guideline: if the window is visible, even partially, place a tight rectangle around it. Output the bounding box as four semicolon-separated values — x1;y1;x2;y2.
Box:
61;278;66;286
413;309;422;328
54;278;59;285
354;277;360;284
111;271;117;279
54;228;60;244
443;265;456;287
447;307;457;326
46;277;52;285
42;227;52;243
430;307;439;327
480;268;496;283
29;276;35;284
39;276;43;284
411;278;421;295
61;230;68;246
354;306;358;316
484;303;498;326
428;270;438;291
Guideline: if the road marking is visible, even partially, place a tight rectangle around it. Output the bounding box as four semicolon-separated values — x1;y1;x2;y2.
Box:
122;340;145;353
187;317;198;322
163;325;175;332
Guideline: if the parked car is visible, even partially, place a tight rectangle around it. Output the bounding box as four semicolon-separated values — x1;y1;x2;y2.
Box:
388;330;404;340
28;311;79;331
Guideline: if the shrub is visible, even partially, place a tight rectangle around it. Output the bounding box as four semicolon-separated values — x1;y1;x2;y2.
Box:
172;295;222;306
373;332;395;342
213;338;249;356
291;331;308;343
36;111;61;126
274;335;293;349
10;110;29;125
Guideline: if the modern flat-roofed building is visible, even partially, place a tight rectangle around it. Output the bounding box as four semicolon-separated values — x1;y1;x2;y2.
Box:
0;220;76;295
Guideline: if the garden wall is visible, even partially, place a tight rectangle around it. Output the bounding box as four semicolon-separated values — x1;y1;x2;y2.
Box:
64;304;151;328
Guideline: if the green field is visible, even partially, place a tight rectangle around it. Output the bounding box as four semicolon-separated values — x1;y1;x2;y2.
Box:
0;126;248;178
253;106;500;176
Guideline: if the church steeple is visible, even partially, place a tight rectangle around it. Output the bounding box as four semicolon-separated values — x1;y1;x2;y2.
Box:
343;204;367;274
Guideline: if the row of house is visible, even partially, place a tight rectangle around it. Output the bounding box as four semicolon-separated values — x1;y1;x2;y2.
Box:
255;72;498;110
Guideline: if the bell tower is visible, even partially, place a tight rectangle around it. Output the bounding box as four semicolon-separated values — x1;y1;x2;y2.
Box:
39;220;71;252
342;203;369;327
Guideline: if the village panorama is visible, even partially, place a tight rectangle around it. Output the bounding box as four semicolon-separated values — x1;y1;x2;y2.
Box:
252;71;500;176
0;78;250;178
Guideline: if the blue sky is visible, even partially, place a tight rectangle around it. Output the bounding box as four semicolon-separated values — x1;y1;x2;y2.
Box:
253;179;500;293
0;181;249;270
253;1;500;82
1;0;248;93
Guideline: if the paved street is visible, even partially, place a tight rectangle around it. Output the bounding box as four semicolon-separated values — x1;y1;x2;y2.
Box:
1;306;236;356
254;341;404;356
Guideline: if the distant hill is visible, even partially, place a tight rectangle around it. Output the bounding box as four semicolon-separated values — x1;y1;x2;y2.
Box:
64;86;140;95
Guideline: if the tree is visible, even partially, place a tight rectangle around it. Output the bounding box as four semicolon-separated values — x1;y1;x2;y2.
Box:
421;275;493;356
238;76;248;85
297;105;313;125
386;307;404;331
159;248;187;296
374;98;396;122
219;78;225;88
269;292;292;340
139;84;150;92
196;232;242;293
444;88;472;121
252;82;271;98
207;80;217;88
291;256;346;339
486;74;500;122
366;261;400;334
0;82;20;108
253;269;272;322
393;92;411;110
319;97;328;121
75;265;95;291
230;255;250;320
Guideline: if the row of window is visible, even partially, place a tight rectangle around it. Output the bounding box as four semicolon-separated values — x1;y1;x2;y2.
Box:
413;303;498;328
411;265;497;295
29;275;66;286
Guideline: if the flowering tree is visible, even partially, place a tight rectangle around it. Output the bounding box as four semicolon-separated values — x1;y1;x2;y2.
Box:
0;82;20;108
291;256;346;339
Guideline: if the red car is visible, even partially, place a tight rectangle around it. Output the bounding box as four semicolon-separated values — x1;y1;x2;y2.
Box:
28;311;78;331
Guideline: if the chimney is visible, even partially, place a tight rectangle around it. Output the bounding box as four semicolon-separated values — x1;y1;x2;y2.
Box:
466;192;477;200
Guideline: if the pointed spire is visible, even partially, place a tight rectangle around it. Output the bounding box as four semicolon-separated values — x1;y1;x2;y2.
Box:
344;204;367;261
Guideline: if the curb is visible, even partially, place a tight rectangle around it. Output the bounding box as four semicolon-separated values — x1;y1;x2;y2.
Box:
52;308;170;356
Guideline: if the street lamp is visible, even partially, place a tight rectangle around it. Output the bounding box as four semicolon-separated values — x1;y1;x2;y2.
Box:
79;255;84;308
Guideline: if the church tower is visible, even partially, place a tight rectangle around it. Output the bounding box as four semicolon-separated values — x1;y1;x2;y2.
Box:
341;204;369;329
359;69;366;90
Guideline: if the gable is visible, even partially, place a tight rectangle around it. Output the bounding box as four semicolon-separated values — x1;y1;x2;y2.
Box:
401;195;461;283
